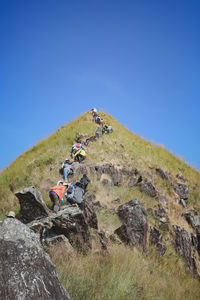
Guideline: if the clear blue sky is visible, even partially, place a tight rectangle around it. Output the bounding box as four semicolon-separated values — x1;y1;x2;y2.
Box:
0;0;200;170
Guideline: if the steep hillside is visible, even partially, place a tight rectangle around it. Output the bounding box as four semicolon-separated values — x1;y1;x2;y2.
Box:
1;111;200;299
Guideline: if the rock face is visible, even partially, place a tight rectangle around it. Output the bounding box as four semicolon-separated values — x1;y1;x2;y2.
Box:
0;218;70;300
182;211;200;229
173;225;198;276
82;194;98;229
94;164;123;186
138;179;157;197
149;226;166;257
173;182;189;200
51;206;91;252
115;199;148;251
15;186;50;223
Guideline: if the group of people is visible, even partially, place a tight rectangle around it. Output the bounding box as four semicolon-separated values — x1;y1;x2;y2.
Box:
7;108;113;217
90;108;113;138
49;174;90;212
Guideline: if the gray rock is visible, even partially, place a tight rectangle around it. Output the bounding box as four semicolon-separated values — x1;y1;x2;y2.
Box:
180;199;187;208
51;206;91;252
156;195;168;206
150;227;162;245
138;179;157;197
0;218;70;300
176;173;186;182
95;164;123;186
45;235;74;256
82;195;98;229
154;206;166;218
98;230;109;251
183;211;200;229
114;199;148;251
173;225;198;275
173;182;189;200
157;243;167;257
160;217;169;224
127;177;138;187
15;186;50;224
155;168;171;180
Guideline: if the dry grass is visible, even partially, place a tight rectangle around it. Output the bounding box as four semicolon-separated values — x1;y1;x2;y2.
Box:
50;243;200;300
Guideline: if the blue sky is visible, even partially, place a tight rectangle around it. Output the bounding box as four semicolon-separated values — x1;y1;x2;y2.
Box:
0;0;200;170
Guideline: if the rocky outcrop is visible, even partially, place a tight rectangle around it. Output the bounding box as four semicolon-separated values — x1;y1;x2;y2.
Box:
51;206;91;252
155;168;171;180
45;235;74;256
173;182;189;200
28;205;93;253
0;218;70;300
173;225;198;276
176;173;186;182
182;210;200;229
82;192;98;229
149;226;166;257
114;199;148;251
138;179;157;197
95;164;123;186
15;186;50;223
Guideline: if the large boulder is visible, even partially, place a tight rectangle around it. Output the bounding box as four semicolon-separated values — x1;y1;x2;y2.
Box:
0;218;70;300
15;186;50;223
51;206;91;252
173;182;189;200
114;199;148;251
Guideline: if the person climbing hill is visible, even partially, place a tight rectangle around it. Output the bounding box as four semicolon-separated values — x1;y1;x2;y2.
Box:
61;158;73;182
49;181;67;212
73;148;86;163
90;108;98;117
71;143;84;157
65;175;90;209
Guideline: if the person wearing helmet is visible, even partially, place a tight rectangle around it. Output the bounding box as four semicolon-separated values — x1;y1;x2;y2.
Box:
7;211;15;218
73;148;86;163
49;181;67;212
62;158;73;182
71;143;84;157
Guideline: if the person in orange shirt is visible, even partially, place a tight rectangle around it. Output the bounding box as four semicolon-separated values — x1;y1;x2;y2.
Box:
49;181;67;212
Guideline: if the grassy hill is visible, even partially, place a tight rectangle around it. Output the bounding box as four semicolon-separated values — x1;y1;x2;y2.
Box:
1;111;200;299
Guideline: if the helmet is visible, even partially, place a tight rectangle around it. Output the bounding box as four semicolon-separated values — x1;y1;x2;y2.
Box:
57;180;63;185
76;143;81;148
7;211;15;218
